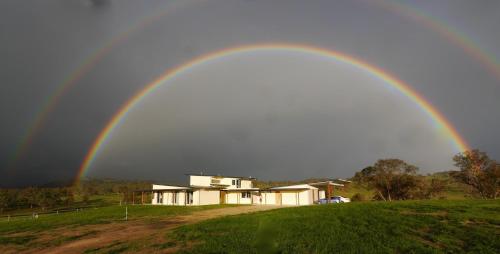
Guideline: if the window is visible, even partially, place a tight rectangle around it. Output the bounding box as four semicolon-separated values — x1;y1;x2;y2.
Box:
232;180;236;185
236;179;241;188
242;192;251;198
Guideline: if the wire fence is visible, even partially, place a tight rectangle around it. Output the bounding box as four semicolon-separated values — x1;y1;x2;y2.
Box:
0;201;154;223
0;204;110;222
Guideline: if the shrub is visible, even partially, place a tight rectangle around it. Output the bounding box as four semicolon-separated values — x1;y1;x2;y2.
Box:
351;193;366;202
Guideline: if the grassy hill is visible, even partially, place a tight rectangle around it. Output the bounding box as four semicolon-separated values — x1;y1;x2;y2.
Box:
171;200;500;253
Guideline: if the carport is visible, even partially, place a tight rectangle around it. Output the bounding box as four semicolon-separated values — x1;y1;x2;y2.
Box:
308;181;344;203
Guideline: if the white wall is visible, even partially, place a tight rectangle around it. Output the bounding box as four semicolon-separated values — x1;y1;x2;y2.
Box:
319;190;325;199
281;191;299;205
241;180;253;188
152;192;158;204
219;177;238;188
252;193;261;204
299;190;311;205
273;190;316;206
240;196;252;204
260;192;277;205
189;176;212;187
196;189;220;205
225;192;252;204
226;192;238;204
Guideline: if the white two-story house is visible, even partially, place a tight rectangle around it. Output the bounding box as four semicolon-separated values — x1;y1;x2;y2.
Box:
151;174;259;206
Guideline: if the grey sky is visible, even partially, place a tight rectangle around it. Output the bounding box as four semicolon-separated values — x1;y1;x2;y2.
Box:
1;0;499;187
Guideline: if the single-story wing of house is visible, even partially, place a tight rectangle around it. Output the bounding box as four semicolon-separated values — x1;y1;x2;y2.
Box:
260;184;319;206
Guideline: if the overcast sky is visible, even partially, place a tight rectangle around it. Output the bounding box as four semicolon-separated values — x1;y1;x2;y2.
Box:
1;0;499;187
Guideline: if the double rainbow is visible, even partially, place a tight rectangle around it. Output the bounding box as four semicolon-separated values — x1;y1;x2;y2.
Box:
11;0;488;173
76;43;470;182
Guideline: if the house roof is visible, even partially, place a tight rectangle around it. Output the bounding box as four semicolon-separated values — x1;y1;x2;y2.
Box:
222;188;260;191
151;184;226;191
189;185;225;190
152;184;191;190
270;184;318;190
185;173;256;180
336;179;352;183
308;181;345;187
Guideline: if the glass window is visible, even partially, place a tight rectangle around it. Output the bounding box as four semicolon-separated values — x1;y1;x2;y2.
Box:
232;180;235;185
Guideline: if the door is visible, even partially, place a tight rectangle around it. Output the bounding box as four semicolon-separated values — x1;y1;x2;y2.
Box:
220;191;226;204
276;192;282;205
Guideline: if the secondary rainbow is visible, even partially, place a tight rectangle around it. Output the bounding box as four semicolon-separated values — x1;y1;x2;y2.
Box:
76;43;470;183
5;0;206;172
369;0;500;80
11;0;493;174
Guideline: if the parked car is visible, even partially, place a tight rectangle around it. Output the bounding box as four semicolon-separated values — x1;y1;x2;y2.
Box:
317;196;351;204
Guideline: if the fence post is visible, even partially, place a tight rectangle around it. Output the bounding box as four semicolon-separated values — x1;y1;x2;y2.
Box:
125;206;128;221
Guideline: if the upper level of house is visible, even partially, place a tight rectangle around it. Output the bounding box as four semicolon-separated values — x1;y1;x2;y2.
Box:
188;174;255;189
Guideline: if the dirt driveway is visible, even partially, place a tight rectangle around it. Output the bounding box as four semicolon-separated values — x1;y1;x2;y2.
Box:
32;205;282;254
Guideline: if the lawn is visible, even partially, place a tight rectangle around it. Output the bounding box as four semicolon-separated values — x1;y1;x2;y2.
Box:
0;204;227;234
0;204;234;252
172;200;500;253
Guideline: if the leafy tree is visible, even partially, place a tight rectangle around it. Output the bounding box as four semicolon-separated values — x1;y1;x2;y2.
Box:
22;187;39;209
354;159;419;201
0;190;9;212
453;149;500;199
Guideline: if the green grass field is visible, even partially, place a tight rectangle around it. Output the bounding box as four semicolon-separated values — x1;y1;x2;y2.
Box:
0;204;235;252
0;204;227;234
172;200;500;253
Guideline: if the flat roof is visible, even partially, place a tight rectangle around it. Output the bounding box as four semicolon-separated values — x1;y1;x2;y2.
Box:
308;181;345;187
270;184;318;190
185;173;256;180
222;188;260;191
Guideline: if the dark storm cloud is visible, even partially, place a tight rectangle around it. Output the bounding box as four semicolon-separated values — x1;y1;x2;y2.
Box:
1;0;499;187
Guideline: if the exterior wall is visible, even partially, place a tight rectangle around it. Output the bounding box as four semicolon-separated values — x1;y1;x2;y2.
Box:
241;180;253;189
269;190;316;206
260;192;276;205
225;192;252;204
299;190;311;205
152;192;158;204
152;191;187;206
240;196;252;204
281;191;299;205
252;193;261;204
189;176;253;189
189;176;212;187
220;178;253;189
219;177;239;188
226;192;238;204
312;189;319;203
195;189;220;205
319;190;325;199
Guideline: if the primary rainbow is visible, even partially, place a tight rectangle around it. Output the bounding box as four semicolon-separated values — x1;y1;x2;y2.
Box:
76;43;470;183
11;0;493;174
5;0;205;172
